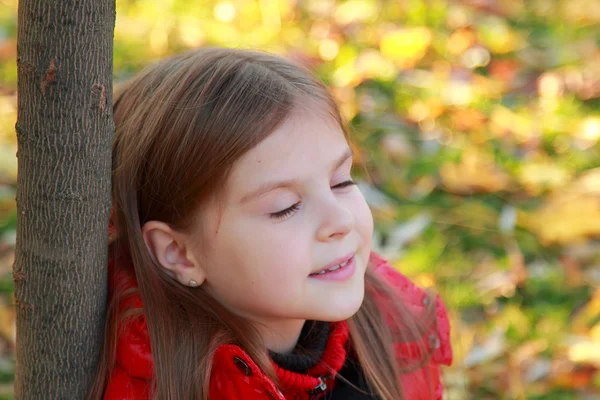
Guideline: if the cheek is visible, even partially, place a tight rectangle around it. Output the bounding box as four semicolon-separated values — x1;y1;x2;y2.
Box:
205;231;306;309
350;193;374;244
253;248;306;282
222;219;310;282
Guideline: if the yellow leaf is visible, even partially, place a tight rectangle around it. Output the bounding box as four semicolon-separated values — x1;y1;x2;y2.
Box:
518;161;573;195
440;147;511;194
334;0;378;25
489;105;536;142
214;1;237;23
521;197;600;245
447;29;476;55
572;116;600;149
450;107;487;132
572;289;600;333
318;39;339;61
477;16;525;54
380;27;432;68
177;16;206;47
591;322;600;341
412;273;436;288
0;95;17;146
0;298;14;346
520;169;600;244
568;337;600;366
355;49;396;81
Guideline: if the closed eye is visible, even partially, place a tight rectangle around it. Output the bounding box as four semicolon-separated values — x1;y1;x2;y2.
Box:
333;180;356;189
269;202;301;220
269;181;355;221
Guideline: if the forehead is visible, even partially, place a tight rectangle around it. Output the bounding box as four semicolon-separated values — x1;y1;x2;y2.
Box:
226;109;348;194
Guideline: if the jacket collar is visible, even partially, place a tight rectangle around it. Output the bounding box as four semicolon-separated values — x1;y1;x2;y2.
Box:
270;320;331;373
273;321;349;394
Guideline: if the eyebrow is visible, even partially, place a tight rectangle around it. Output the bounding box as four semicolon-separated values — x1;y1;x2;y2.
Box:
239;147;353;204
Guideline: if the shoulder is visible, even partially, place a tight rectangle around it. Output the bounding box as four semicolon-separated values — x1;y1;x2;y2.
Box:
370;251;432;304
369;251;452;365
369;252;453;399
104;307;154;400
104;247;154;399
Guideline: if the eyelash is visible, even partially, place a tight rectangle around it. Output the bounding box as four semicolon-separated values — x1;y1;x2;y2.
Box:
269;180;356;220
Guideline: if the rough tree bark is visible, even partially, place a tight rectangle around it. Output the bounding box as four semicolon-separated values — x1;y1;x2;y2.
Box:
14;0;115;398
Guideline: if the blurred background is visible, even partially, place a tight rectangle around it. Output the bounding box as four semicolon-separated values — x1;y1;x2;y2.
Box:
1;0;600;398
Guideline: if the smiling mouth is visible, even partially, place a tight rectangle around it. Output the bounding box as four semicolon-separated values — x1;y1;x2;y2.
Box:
310;255;354;276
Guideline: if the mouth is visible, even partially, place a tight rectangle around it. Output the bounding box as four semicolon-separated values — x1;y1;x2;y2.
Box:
310;253;355;276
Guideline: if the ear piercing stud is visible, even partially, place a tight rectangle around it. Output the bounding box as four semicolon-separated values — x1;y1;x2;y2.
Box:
189;279;198;287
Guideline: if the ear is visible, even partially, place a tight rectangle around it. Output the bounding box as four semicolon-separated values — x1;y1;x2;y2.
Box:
141;220;206;287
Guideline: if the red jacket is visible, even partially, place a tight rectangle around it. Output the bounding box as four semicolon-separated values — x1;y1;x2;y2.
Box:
104;250;452;400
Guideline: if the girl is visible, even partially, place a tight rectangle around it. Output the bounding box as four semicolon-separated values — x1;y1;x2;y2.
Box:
90;48;452;400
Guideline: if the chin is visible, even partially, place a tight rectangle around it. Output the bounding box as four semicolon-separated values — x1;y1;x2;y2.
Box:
317;285;365;322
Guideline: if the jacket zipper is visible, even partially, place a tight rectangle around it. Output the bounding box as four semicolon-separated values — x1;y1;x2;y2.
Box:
308;376;331;399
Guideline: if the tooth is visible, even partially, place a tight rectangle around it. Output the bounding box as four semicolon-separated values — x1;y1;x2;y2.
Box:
318;270;327;275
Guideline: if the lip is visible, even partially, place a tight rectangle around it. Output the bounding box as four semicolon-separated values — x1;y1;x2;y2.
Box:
311;252;355;275
309;255;356;282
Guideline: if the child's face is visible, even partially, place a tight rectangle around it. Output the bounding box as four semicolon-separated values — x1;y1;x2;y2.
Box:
191;107;373;346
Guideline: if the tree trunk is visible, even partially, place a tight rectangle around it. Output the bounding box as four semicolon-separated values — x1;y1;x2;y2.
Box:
14;0;115;398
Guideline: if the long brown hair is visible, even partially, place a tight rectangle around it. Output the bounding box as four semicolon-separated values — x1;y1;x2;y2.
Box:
89;48;438;400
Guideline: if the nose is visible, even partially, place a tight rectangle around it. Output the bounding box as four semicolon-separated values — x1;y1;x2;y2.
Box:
316;197;354;242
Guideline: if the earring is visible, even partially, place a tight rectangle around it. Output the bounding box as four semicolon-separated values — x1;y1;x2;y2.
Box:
189;279;198;287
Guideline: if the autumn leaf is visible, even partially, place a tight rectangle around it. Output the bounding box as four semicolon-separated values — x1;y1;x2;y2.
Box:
380;27;432;69
520;168;600;245
440;147;511;194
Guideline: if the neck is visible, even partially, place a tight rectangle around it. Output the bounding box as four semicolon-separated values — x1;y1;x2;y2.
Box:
257;318;307;354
